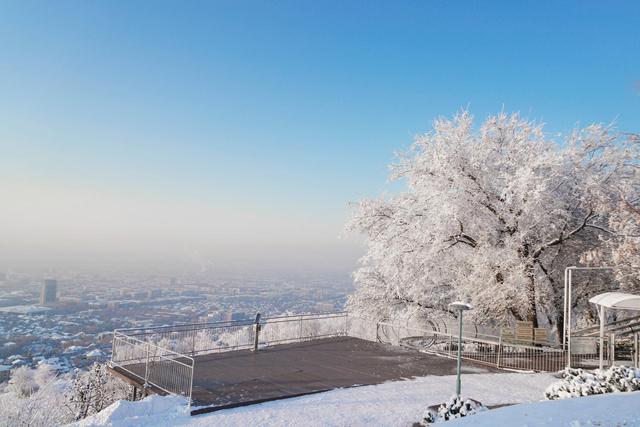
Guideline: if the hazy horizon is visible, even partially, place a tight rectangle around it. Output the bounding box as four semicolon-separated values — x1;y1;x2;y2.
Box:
1;2;638;275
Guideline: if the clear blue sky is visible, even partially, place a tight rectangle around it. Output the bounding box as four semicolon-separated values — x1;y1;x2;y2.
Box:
0;1;638;275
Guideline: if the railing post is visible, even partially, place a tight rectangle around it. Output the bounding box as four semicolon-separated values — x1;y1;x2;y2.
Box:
144;341;150;388
111;331;117;365
252;313;261;352
609;332;615;367
496;335;502;368
191;324;196;357
188;361;194;410
635;333;639;368
299;315;303;341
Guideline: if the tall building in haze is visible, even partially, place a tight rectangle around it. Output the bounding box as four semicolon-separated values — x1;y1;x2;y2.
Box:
40;279;58;305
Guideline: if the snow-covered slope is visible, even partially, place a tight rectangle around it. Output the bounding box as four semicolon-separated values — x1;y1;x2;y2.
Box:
446;391;640;426
74;372;554;427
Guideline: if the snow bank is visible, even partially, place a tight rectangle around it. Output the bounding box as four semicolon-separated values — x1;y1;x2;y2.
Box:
74;395;190;427
73;372;554;427
445;391;640;426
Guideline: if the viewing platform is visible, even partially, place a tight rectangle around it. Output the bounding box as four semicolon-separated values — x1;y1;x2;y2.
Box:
107;312;567;415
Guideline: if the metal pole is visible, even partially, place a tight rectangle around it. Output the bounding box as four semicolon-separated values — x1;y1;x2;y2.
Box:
563;266;614;360
456;310;463;398
635;333;639;368
252;313;261;352
563;268;569;351
567;269;572;368
299;315;303;341
144;341;150;388
599;305;605;370
191;324;196;356
188;362;194;409
610;332;615;367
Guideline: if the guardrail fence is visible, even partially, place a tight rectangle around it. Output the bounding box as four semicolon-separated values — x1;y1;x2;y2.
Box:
375;322;566;372
111;311;612;408
111;331;194;406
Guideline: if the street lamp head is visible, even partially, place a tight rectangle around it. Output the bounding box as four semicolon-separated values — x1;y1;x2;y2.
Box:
448;301;473;312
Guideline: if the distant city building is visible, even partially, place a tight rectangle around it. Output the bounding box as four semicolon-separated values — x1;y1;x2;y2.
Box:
170;277;177;287
40;279;57;305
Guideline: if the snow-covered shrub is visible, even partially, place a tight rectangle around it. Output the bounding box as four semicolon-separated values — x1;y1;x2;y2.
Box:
421;395;486;424
0;362;130;426
0;370;69;427
544;366;640;400
0;376;69;427
66;363;130;421
33;363;56;389
6;366;38;397
9;363;58;397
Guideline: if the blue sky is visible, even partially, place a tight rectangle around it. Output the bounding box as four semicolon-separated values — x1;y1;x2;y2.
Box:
0;1;638;275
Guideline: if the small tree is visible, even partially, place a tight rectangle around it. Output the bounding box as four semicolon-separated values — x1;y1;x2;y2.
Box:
65;363;129;421
7;366;37;397
0;369;69;427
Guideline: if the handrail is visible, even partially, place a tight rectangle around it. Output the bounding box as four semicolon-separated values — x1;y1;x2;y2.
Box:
574;313;640;335
113;331;195;367
111;311;350;407
573;314;640;337
376;321;561;351
111;331;195;407
114;312;348;334
110;310;575;409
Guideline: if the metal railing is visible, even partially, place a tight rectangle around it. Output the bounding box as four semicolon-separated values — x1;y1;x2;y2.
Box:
375;321;566;372
258;312;349;347
111;312;350;405
111;312;580;408
111;331;194;407
114;312;349;357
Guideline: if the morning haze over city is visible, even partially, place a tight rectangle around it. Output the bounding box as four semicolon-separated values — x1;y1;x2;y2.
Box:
1;2;639;426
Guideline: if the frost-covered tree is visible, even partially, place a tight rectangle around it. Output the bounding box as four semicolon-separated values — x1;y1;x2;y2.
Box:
604;134;640;289
65;363;130;421
0;363;129;426
347;111;639;337
0;373;68;427
7;366;37;397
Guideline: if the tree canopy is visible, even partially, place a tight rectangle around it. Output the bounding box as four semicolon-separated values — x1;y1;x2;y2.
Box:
347;111;639;337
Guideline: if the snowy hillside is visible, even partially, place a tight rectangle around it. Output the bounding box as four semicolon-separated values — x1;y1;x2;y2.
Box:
445;391;640;426
74;372;555;427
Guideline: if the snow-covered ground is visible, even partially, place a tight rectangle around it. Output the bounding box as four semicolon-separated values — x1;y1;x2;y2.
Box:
446;391;640;426
74;372;555;427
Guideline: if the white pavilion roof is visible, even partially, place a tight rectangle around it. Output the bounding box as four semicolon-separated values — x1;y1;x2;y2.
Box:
589;292;640;310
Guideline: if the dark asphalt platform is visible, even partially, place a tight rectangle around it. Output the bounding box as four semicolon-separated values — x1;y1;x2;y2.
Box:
190;336;498;412
112;336;500;415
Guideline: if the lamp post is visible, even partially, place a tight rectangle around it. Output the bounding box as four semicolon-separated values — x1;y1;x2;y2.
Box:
563;266;614;367
449;301;473;399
